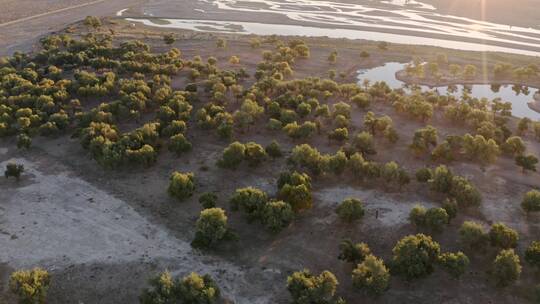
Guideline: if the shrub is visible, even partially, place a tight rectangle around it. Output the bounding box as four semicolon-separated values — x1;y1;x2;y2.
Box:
424;207;449;232
522;190;540;213
169;134;192;155
353;132;376;156
408;204;426;227
338;240;371;264
415;167;432;182
244;142;267;166
442;198;458;220
328;127;349;143
336;198;365;222
9;268;50;304
279;183;312;211
525;241;540;269
450;176;482;207
352;254;390;296
429;165;453;193
489;223;519;249
287;270;338;304
218;142;245;169
492;249;521;287
261;200;294;232
229;187;268;221
391;234;441;279
265;140;283;158
438;252;469;279
17;133;31;149
459;221;488;249
199;192;218;209
5;163;24;181
140;271;220;304
192;208;229;248
139;271;175;304
163;33;176;45
515;154;538;172
177;272;220;303
351;93;370;109
168;171;195;201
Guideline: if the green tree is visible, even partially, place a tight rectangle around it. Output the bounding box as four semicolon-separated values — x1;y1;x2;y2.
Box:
9;268;50;304
244;142;267;166
287;270;338;304
429;165;453;194
409;204;426;227
522;190;540;213
192;208;230;248
415;167;432;182
265;140;283;158
353;132;376;156
489;223;519;249
17;133;31;149
438;252;469;279
261;200;294;233
199;192;218;209
139;271;176;304
218;142;245;169
459;221;488;249
177;272;220;303
492;249;521;287
5;163;24;181
229;187;268;221
515;154;538;173
169;134;192;155
163;33;176;45
352;254;390;296
391;234;441;279
336;198;365;222
525;241;540;269
424;207;449;232
168;172;195;201
338;240;371;264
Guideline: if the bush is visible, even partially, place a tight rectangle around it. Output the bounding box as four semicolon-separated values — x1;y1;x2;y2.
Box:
429;165;453;193
525;241;540;269
5;163;24;181
140;271;220;304
336;198;365;222
459;221;488;249
424;207;449;232
338;240;371;264
192;208;229;248
408;204;426;227
489;222;519;249
139;271;175;304
17;133;31;149
261;200;294;232
492;249;521;287
438;252;469;279
218;142;245;169
353;132;376;156
522;190;540;213
279;183;312;211
391;234;441;279
199;192;218;209
450;176;482;207
415;167;432;182
265;140;283;158
169;134;192;155
352;254;390;296
244;142;267;166
287;270;338;304
442;198;458;220
229;187;268;221
9;268;50;304
168;171;195;201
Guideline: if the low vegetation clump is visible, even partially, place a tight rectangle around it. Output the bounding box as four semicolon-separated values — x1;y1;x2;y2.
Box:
192;208;233;248
438;251;470;279
391;234;441;279
9;268;50;304
5;163;24;181
168;171;195;201
492;249;522;287
287;269;341;304
522;190;540;213
352;254;390;296
338;240;371;264
336;198;365;222
140;271;220;304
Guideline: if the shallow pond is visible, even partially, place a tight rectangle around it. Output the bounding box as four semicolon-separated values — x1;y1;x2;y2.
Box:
356;62;540;120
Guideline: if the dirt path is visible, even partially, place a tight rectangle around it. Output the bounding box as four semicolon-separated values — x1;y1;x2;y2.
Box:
0;0;146;56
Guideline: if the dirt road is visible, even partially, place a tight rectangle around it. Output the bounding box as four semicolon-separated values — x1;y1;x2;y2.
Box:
0;0;146;56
